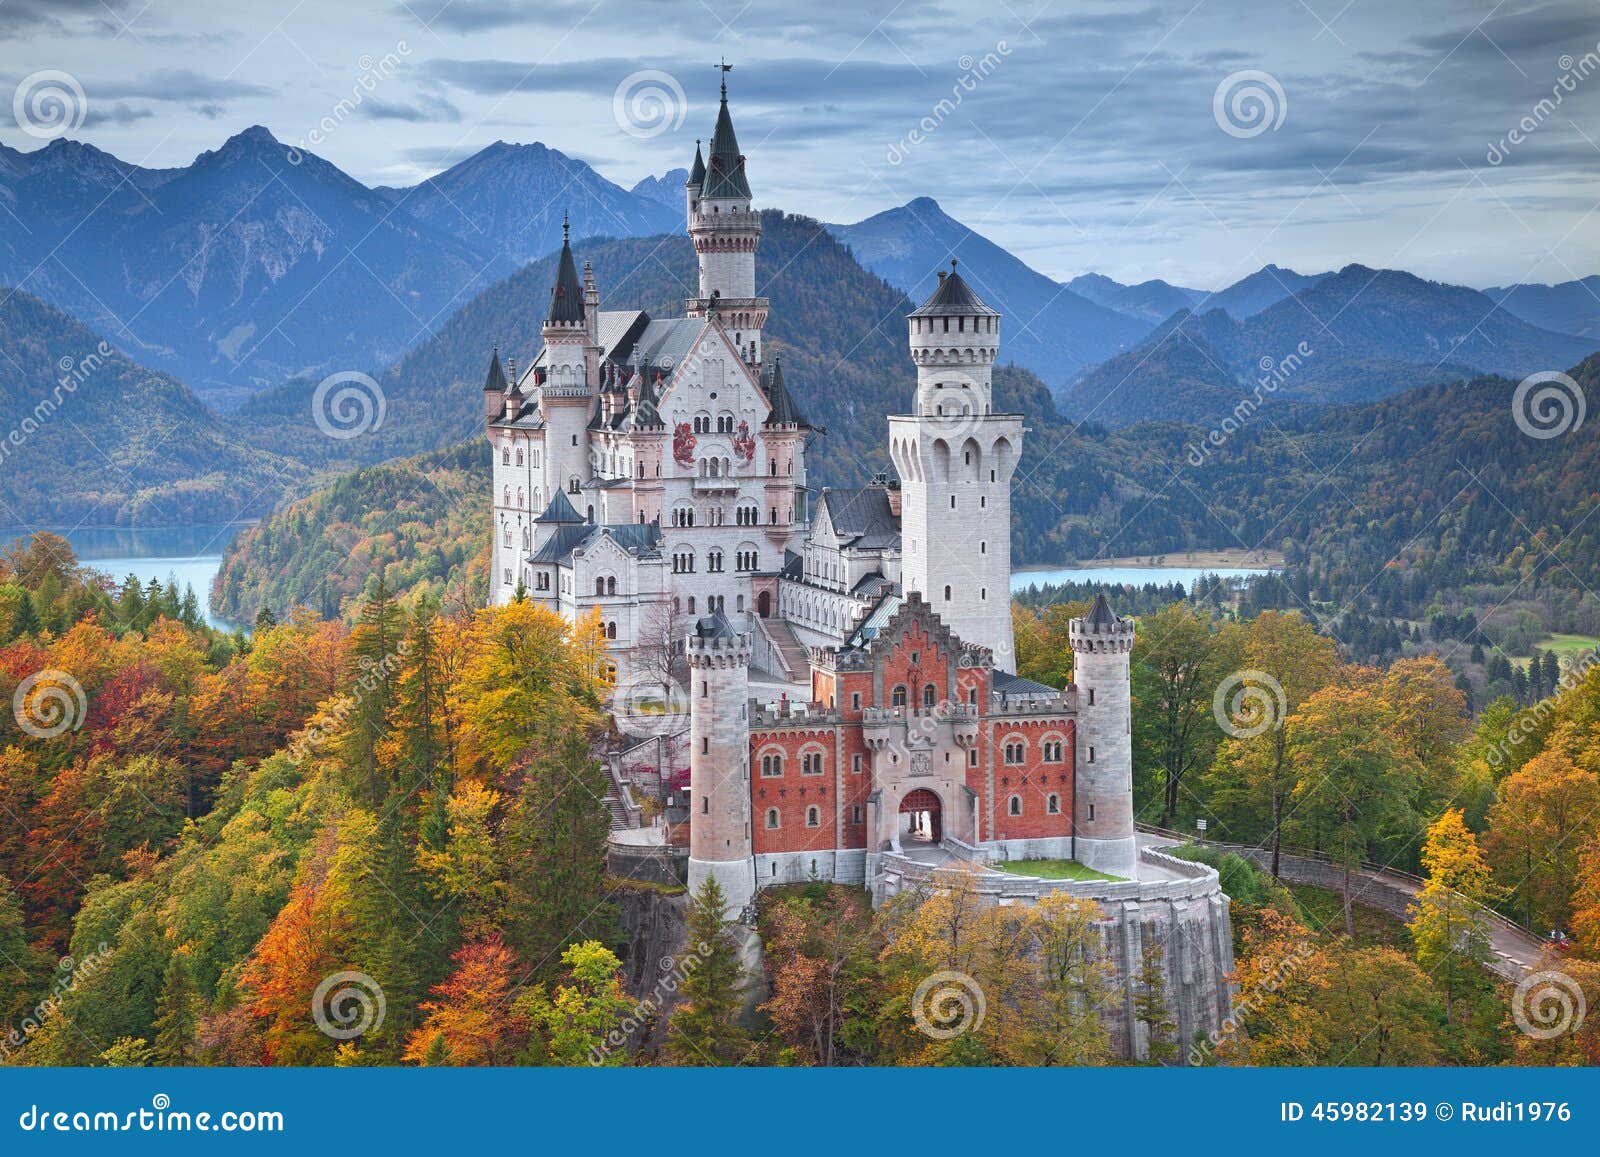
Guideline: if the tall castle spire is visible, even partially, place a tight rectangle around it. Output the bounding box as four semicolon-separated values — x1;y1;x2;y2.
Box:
686;67;766;362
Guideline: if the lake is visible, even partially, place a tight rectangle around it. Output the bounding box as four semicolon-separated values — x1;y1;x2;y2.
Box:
8;524;251;629
1011;564;1276;591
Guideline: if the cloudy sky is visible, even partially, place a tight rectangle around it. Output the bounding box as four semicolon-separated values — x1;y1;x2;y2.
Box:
2;0;1597;288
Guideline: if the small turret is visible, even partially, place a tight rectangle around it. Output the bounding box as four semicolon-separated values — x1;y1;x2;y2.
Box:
686;611;755;915
483;346;508;423
1068;594;1137;877
685;138;705;230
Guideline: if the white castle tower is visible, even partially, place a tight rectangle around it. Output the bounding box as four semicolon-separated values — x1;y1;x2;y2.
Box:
889;261;1022;670
1069;594;1137;877
684;69;767;366
541;218;596;502
686;611;756;914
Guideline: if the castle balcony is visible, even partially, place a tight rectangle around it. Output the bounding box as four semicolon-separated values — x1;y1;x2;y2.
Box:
691;475;744;495
861;707;902;750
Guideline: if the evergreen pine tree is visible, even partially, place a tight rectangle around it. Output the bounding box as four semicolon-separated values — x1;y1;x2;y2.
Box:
665;878;749;1066
1132;935;1178;1064
151;948;199;1065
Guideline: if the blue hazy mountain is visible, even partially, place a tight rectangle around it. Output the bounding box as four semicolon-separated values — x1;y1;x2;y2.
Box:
379;142;681;268
0;128;494;407
630;167;691;209
1064;272;1203;323
1484;276;1600;340
1062;264;1598;426
826;197;1153;388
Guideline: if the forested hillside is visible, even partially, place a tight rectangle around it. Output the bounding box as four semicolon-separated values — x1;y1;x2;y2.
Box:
0;290;308;526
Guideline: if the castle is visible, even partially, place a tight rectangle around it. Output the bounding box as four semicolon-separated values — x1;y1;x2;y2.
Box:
483;77;1234;1057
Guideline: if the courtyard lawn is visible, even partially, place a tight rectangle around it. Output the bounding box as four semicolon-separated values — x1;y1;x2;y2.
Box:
994;859;1122;882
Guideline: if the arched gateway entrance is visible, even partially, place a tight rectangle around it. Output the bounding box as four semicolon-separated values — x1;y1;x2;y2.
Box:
899;788;942;844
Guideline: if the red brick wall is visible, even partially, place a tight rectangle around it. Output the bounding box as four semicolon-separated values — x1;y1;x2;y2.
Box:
988;717;1075;843
750;727;841;855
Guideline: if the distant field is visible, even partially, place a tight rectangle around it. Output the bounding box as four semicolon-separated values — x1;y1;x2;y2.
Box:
1514;633;1600;670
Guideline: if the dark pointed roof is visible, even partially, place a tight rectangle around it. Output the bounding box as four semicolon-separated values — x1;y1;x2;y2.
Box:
694;609;738;639
909;261;997;318
763;355;807;428
701;85;751;200
534;489;585;525
483;347;508;392
687;139;705;187
546;217;585;326
1086;592;1120;628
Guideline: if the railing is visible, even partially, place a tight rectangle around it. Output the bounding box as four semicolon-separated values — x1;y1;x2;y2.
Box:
1134;822;1540;942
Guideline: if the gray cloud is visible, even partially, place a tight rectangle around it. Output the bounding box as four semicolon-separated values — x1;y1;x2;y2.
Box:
360;94;462;122
89;68;275;104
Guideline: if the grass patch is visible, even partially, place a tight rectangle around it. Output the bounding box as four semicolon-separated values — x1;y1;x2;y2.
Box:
994;859;1122;882
1536;633;1600;660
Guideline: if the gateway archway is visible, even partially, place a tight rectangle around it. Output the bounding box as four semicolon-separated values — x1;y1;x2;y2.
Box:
899;788;942;844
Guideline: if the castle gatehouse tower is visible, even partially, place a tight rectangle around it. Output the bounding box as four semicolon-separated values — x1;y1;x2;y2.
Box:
686;612;756;914
1068;593;1138;877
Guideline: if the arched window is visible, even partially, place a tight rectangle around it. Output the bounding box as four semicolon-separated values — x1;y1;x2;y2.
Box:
503;527;512;548
1047;794;1061;814
766;808;780;830
805;806;820;828
605;622;617;640
761;752;783;778
595;577;606;596
607;576;617;596
891;685;907;708
515;447;524;466
1008;795;1022;817
922;684;937;708
944;585;952;601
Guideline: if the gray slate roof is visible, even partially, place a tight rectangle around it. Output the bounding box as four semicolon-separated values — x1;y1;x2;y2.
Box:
909;264;997;318
819;487;901;551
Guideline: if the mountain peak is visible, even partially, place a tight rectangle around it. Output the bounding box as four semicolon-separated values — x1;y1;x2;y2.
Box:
905;195;943;214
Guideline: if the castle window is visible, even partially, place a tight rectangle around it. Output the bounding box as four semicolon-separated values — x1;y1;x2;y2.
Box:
1088;688;1095;706
980;541;986;554
806;806;820;828
980;497;986;509
503;568;512;585
852;805;863;824
707;549;724;573
516;448;524;466
607;577;617;596
503;486;510;505
949;495;956;509
596;577;605;596
1008;795;1022;817
703;796;709;815
504;528;513;548
851;693;861;711
1043;740;1064;763
761;753;783;778
1004;740;1025;765
1088;803;1095;821
766;808;780;830
702;738;709;754
1089;746;1095;763
922;684;937;708
981;588;986;600
801;751;824;776
605;622;617;640
968;748;979;767
1047;794;1061;814
852;754;863;773
502;447;510;465
687;597;696;614
536;572;550;591
944;585;952;601
891;685;907;708
968;687;977;705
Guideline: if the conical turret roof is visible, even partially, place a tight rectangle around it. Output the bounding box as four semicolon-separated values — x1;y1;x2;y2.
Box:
909;260;997;318
1086;592;1120;628
763;355;807;428
483;347;508;392
701;80;751;200
546;217;585;326
687;140;705;187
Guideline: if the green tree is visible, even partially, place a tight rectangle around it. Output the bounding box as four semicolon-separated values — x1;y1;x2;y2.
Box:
665;878;749;1066
516;940;633;1066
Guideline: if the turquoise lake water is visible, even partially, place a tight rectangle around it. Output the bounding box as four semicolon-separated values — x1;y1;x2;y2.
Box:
1011;564;1276;591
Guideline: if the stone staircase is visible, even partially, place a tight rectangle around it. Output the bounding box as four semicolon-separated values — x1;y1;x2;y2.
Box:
603;795;630;831
760;617;810;680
